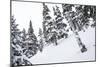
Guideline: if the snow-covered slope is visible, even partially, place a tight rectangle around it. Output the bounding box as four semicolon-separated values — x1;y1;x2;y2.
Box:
28;27;95;64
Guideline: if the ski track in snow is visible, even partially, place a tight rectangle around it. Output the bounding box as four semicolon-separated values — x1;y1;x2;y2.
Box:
28;27;95;64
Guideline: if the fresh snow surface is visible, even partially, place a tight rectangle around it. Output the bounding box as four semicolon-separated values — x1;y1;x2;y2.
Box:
28;27;95;64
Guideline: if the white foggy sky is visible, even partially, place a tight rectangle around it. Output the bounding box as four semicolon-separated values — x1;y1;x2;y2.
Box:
12;1;43;37
12;1;63;37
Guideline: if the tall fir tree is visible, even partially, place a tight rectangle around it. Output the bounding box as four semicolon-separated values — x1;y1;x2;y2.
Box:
11;16;32;66
25;20;38;58
11;16;21;46
42;3;54;44
53;6;67;40
62;4;87;53
11;16;22;66
42;3;49;42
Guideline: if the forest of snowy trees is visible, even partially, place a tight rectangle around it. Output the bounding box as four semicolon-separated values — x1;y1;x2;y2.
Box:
11;2;96;66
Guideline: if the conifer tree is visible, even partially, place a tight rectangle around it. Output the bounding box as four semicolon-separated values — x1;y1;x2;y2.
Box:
62;4;87;53
42;3;53;44
11;16;21;46
11;16;32;66
53;6;67;40
83;6;96;28
11;16;21;66
25;20;38;58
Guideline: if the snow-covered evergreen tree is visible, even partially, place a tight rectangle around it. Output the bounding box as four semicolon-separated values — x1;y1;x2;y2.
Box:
62;4;87;53
11;16;21;46
82;6;96;28
25;20;39;58
53;6;67;40
42;3;54;44
11;16;32;66
11;16;21;66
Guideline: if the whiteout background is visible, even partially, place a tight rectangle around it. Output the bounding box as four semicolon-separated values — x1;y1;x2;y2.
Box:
0;0;99;67
12;1;43;37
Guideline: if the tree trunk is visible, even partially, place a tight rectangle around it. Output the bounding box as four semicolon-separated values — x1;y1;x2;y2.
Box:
68;17;87;53
74;31;87;53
